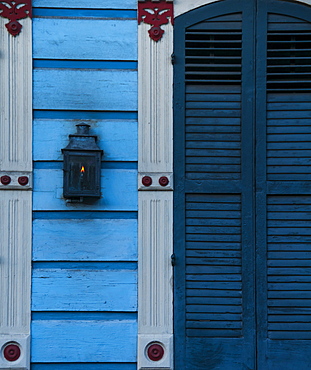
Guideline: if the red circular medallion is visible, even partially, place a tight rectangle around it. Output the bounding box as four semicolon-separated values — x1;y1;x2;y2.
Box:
159;176;169;187
142;176;152;187
18;176;29;186
3;343;21;362
1;176;11;185
147;343;164;362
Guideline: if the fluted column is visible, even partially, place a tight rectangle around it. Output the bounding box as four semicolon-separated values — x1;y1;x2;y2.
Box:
0;15;32;370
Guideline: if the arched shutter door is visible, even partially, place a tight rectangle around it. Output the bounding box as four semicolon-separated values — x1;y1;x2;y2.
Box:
174;1;256;368
174;0;311;369
257;4;311;368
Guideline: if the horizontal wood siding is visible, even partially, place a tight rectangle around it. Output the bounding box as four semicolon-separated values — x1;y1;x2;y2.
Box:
32;2;137;368
33;19;137;61
33;0;137;9
34;119;137;162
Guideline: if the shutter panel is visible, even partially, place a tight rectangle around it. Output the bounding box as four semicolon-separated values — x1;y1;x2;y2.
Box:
267;13;311;181
185;14;243;339
266;14;311;341
185;14;242;181
175;3;256;368
258;5;311;368
268;195;311;340
186;194;242;338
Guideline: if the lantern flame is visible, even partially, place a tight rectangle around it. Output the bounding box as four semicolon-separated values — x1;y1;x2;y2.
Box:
80;166;85;173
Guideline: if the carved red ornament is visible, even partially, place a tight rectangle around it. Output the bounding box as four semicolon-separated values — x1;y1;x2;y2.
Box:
138;0;174;42
0;1;32;36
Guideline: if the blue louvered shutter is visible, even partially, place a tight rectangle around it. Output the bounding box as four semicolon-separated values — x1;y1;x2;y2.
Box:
256;4;311;368
175;0;311;369
174;1;256;369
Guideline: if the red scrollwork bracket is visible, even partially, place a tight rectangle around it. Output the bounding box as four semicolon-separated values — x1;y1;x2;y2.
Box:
0;0;32;36
138;0;174;42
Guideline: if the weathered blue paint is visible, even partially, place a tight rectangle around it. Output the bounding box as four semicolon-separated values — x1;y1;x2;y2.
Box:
34;119;137;162
33;111;138;120
33;219;137;261
32;9;137;18
33;69;137;111
33;61;138;69
32;364;136;370
32;268;137;311
33;0;137;9
33;19;137;60
31;2;138;367
31;319;137;362
174;0;311;368
33;169;137;211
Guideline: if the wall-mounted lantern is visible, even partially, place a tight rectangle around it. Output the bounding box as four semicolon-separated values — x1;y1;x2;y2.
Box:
62;123;103;201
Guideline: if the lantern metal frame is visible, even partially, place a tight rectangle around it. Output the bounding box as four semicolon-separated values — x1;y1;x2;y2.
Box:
62;124;103;201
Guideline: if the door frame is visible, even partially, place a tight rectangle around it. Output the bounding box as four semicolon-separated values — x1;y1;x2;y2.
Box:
137;0;311;369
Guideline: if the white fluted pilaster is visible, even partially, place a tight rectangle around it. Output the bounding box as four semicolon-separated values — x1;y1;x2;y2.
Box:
0;17;32;370
138;13;174;370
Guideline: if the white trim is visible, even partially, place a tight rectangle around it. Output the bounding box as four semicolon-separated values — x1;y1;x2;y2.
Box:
138;1;311;369
175;0;311;17
138;19;174;370
0;17;32;370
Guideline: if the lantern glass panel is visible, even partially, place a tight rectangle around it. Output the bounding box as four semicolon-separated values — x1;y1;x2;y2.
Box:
68;155;96;193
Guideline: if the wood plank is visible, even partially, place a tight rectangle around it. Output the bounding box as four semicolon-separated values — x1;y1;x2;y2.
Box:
33;69;137;111
33;169;137;211
33;19;137;60
186;141;241;149
32;268;137;311
186;313;241;321
269;282;311;290
33;219;137;261
33;0;136;8
186;305;242;313
186;149;241;157
186;241;241;250
186;101;240;109
186;281;241;289
269;314;311;322
186;117;241;125
268;227;311;235
268;331;311;340
268;158;311;165
267;134;311;142
186;125;240;133
186;218;241;226
186;250;241;258
31;319;137;362
186;225;241;234
186;109;241;117
32;364;136;370
268;291;311;299
186;132;240;141
34;119;137;162
186;265;241;274
268;110;311;119
187;274;242;282
186;164;240;172
186;328;241;337
187;321;242;329
268;299;311;307
268;174;311;181
187;289;241;297
186;234;241;242
186;257;241;266
268;150;311;158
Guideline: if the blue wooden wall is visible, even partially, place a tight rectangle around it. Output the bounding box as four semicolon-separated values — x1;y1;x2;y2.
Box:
31;1;138;368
